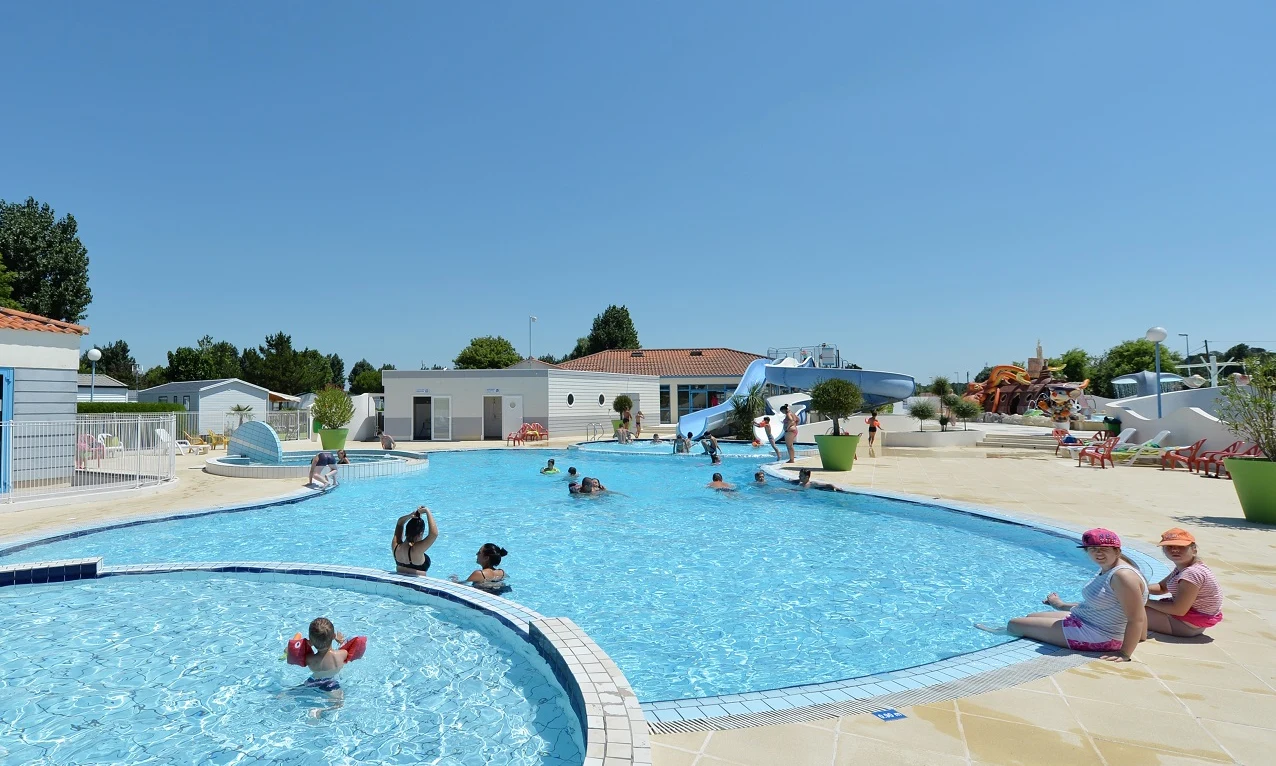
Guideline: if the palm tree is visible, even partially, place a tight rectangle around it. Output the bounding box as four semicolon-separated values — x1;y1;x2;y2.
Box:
230;404;254;427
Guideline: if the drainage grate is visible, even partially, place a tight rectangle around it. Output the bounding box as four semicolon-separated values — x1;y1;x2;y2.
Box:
647;650;1091;735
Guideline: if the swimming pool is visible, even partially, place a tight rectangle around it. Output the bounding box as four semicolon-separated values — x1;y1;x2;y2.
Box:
574;439;818;457
0;572;582;765
4;449;1101;702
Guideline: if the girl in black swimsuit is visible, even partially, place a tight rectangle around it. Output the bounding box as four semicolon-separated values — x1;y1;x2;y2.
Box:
391;507;438;575
451;543;509;590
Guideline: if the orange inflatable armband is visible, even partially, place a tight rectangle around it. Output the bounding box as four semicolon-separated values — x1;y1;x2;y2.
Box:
339;636;368;662
286;633;311;666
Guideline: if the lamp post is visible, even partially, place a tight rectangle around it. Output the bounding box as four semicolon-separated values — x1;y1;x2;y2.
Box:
1146;327;1167;418
87;348;102;402
528;316;537;360
1178;333;1189;359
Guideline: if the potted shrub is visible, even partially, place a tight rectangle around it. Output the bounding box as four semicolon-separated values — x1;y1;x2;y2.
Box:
810;378;864;471
312;386;355;450
1217;358;1276;524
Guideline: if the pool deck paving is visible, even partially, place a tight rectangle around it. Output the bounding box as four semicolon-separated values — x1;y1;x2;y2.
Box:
3;437;1274;765
655;447;1276;766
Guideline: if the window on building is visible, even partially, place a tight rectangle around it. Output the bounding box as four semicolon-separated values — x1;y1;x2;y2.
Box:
566;393;575;407
676;384;736;418
158;396;167;403
659;385;671;424
182;395;191;408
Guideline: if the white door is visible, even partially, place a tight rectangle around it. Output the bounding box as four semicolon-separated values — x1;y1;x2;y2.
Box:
432;396;451;441
502;395;524;437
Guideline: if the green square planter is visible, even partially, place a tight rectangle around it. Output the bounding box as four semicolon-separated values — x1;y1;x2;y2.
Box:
318;429;348;450
814;434;860;472
1225;456;1276;525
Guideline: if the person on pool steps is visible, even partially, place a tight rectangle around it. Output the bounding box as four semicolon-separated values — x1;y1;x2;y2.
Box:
308;450;344;488
391;507;438;575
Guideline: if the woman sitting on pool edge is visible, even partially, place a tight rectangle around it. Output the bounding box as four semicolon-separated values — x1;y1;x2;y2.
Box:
980;528;1147;661
1145;528;1223;637
391;507;438;575
450;543;509;591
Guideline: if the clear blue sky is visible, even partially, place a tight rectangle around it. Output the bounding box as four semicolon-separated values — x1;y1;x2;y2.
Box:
3;2;1274;382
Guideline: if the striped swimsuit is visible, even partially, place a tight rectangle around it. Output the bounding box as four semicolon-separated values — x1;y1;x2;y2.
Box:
1062;563;1148;651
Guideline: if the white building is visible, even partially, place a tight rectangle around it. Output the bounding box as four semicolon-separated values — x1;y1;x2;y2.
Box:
77;373;130;402
382;367;659;441
555;348;765;426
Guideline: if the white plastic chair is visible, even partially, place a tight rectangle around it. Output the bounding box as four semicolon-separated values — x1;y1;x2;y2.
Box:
97;433;123;458
1117;429;1172;465
156;428;202;455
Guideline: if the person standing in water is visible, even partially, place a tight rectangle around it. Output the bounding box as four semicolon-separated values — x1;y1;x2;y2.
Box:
754;415;781;460
781;404;800;463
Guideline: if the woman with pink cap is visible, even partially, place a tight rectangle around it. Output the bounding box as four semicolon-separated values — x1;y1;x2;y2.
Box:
1145;528;1224;637
980;528;1148;661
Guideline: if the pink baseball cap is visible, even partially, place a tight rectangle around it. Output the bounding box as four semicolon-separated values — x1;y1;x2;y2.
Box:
1078;528;1122;548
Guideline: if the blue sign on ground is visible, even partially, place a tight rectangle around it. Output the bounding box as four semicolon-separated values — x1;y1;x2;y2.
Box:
872;709;906;721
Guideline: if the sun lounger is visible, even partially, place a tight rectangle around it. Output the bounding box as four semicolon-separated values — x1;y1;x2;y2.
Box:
97;433;124;458
1065;427;1134;459
1053;429;1103;456
207;431;229;450
1077;437;1118;469
1111;429;1171;465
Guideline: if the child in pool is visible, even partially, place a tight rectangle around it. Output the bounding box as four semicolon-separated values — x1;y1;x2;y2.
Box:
541;458;559;474
301;617;349;700
566;467;578;481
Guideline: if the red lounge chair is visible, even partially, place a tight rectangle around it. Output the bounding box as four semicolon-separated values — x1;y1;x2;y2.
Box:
1195;441;1246;477
1077;437;1117;469
1053;429;1103;456
1161;438;1208;471
507;424;531;446
1201;444;1263;479
526;423;549;442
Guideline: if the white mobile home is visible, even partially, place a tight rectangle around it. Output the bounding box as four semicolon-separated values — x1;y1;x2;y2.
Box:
382;368;659;441
0;307;88;494
77;373;130;402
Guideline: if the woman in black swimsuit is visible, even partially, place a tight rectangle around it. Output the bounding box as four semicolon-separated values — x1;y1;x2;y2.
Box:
451;543;508;590
391;507;438;576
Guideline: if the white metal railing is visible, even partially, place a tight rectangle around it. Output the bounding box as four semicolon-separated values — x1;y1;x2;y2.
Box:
585;422;606;441
1;415;179;504
169;409;312;443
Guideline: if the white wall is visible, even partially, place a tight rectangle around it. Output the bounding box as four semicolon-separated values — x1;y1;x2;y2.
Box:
1105;386;1225;421
547;370;660;438
0;329;80;370
77;385;129;402
346;393;380;441
382;369;551;441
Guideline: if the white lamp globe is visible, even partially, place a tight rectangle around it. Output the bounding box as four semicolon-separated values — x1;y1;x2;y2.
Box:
87;348;102;362
1145;327;1168;344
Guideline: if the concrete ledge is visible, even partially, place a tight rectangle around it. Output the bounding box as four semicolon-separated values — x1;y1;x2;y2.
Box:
883;430;981;448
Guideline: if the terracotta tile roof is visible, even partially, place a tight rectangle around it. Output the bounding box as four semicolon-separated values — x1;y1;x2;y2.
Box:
556;348;765;377
0;307;89;335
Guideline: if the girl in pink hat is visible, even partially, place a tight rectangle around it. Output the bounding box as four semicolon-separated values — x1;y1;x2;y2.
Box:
980;528;1148;662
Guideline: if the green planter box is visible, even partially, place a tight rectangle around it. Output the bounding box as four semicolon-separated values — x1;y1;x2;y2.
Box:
318;429;348;450
814;434;860;472
1225;457;1276;525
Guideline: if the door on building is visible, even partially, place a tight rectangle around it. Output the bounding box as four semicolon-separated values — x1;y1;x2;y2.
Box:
0;368;12;494
432;396;452;441
483;396;503;440
501;395;523;439
412;397;432;440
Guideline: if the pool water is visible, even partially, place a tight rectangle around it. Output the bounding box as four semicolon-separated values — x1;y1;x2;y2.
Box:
0;575;582;765
5;449;1099;702
217;454;399;466
574;440;817;457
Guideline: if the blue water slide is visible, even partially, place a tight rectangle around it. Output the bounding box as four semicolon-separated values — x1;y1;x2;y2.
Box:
676;360;915;440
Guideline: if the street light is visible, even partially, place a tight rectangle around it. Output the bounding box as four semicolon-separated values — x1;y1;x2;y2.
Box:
87;348;102;402
1178;333;1189;359
1146;327;1167;418
528;316;538;360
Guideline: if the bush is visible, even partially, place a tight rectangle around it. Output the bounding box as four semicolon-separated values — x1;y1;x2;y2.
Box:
312;386;355;430
1217;357;1276;463
729;382;767;440
929;376;952;397
78;402;185;413
809;378;864;436
950;399;982;430
907;400;937;431
612;395;633;416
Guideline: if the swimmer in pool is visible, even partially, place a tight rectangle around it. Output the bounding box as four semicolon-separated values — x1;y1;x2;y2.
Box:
566;467;578;481
450;543;508;591
299;617;349;700
650;433;662;444
711;453;722;466
541;458;559;474
797;468;812;487
392;507;438;575
754;470;766;485
308;451;339;488
707;472;735;491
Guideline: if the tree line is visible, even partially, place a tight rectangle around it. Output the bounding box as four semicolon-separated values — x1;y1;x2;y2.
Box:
450;305;641;369
0;197;93;323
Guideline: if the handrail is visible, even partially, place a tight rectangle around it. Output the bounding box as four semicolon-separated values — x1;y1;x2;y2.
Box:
585;422;606;441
